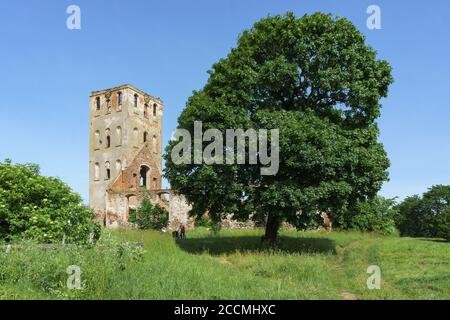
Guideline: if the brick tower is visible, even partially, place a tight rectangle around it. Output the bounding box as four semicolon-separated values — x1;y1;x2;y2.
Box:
89;84;163;226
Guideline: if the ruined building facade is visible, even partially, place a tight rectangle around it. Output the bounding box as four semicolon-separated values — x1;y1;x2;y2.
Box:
89;84;191;228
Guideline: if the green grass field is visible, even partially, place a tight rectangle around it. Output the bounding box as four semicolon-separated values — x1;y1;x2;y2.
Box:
1;228;449;299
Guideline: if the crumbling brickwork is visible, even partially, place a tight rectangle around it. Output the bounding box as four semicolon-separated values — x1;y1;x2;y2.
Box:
89;84;192;228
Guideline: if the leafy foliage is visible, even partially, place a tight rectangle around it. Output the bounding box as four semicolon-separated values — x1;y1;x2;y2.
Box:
194;214;212;228
334;196;399;235
437;206;450;240
394;185;450;239
129;196;169;230
0;159;100;244
164;12;393;241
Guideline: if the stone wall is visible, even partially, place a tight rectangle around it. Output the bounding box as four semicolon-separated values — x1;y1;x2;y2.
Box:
89;84;163;215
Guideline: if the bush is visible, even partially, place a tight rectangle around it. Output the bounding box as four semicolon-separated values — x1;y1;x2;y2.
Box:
437;206;450;240
0;159;100;244
335;196;399;236
394;185;450;238
194;214;212;228
129;196;169;230
393;195;423;237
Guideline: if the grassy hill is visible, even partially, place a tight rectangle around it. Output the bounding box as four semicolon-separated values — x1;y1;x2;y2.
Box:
1;228;449;299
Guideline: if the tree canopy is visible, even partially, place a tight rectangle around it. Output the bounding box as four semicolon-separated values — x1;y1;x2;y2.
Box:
0;159;100;243
165;12;393;241
395;185;450;239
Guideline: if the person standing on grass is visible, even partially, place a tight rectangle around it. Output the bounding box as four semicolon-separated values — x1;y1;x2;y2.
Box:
179;224;186;239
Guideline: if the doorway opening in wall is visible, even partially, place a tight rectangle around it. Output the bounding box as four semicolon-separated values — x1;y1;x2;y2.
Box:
140;165;150;188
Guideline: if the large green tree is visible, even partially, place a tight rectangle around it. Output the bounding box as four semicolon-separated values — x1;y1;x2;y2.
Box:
165;13;393;242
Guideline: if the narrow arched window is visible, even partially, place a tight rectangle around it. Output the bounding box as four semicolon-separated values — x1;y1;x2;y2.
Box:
95;97;100;111
116;126;122;145
94;130;101;149
134;94;138;108
94;163;100;180
152;135;157;152
116;160;122;173
117;92;123;106
105;129;111;148
153;104;157;116
139;165;149;188
144;104;148;118
105;162;111;180
143;131;148;143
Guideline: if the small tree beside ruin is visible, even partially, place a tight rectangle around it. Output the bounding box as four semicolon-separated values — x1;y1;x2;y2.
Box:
129;196;169;230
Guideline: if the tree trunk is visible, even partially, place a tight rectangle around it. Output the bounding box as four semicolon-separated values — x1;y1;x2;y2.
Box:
264;212;280;243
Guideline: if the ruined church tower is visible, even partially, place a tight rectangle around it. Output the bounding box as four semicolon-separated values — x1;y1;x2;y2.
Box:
89;84;164;227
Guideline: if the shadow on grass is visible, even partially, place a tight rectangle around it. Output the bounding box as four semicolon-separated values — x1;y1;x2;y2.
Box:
418;238;450;244
175;236;336;255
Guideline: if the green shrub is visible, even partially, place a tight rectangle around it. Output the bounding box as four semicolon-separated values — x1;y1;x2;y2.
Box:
194;214;212;228
129;197;168;230
335;196;399;236
394;185;450;238
0;159;100;244
437;206;450;240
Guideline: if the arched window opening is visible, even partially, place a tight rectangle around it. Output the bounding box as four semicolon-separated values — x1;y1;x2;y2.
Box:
117;92;123;106
144;104;148;118
160;192;170;204
94;130;101;149
139;165;150;188
116;126;122;145
134;94;138;108
143;131;148;143
94;163;100;180
105;162;111;180
105;128;111;148
152;135;157;152
153;104;157;116
115;160;122;173
95;97;100;111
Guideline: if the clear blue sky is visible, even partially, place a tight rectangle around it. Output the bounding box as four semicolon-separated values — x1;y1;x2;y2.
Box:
1;0;449;203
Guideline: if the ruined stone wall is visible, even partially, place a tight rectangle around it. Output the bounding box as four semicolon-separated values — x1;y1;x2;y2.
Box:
101;189;193;230
168;194;194;229
89;84;163;220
